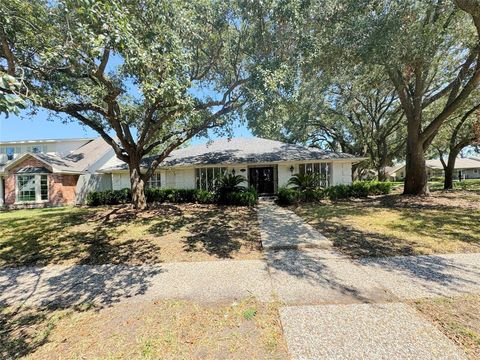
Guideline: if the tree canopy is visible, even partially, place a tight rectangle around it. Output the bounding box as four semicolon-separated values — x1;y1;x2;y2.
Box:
0;0;286;208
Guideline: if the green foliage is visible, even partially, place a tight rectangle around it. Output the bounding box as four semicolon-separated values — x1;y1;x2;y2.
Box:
215;174;257;206
88;186;257;206
86;188;132;206
144;188;198;203
242;308;257;320
0;0;284;207
0;73;26;115
325;181;393;200
193;190;216;204
216;174;246;194
218;187;258;206
287;173;320;192
286;173;326;202
277;187;301;206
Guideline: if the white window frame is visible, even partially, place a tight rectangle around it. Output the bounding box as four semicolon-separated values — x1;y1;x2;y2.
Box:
15;174;49;203
146;172;162;188
195;167;227;191
298;162;332;187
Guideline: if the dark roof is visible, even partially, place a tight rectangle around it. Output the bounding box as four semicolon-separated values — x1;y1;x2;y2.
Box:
101;137;361;171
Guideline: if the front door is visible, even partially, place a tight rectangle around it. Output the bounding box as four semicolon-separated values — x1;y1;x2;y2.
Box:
249;167;275;194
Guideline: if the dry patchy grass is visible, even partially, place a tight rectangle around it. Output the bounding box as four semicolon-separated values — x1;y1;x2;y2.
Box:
1;298;287;360
0;204;262;267
295;191;480;258
413;295;480;360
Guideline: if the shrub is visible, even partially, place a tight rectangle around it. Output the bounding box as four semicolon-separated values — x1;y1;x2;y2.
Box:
277;187;301;206
325;181;392;200
325;184;351;200
86;188;131;206
287;173;321;192
193;190;216;204
218;187;258;206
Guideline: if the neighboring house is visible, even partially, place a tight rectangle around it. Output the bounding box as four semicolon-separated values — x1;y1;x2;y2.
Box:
0;138;114;207
100;137;364;194
0;136;364;207
386;157;480;181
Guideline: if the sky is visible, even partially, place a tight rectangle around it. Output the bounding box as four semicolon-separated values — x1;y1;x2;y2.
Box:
0;108;254;145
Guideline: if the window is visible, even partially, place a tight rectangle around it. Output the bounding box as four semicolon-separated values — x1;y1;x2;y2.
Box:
40;175;49;200
16;174;49;202
299;162;331;187
17;175;36;202
6;147;17;160
27;145;48;153
146;173;161;188
195;167;227;191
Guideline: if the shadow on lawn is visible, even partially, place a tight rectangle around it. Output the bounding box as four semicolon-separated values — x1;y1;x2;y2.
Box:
296;194;480;258
0;263;162;359
180;206;260;258
0;206;173;267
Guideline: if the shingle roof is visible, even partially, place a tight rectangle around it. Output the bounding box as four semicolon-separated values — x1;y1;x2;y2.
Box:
426;158;480;170
100;137;361;171
2;137;112;174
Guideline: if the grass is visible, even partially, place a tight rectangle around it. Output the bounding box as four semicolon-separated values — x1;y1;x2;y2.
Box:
294;191;480;257
1;298;287;360
0;204;262;267
413;295;480;360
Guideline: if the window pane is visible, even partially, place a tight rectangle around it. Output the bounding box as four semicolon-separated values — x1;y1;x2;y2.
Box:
147;173;161;188
299;164;305;175
207;168;214;191
18;175;36;201
41;175;48;200
195;169;200;189
313;163;320;174
306;163;313;173
201;169;207;190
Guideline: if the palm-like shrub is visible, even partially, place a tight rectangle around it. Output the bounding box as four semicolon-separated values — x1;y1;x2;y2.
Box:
288;173;321;191
287;173;324;202
216;173;246;194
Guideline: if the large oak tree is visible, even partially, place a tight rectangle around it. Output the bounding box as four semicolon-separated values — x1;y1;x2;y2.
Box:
0;0;277;208
302;0;480;195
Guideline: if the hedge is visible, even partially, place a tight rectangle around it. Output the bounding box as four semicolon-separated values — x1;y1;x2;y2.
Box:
277;180;393;205
326;180;393;200
86;187;257;207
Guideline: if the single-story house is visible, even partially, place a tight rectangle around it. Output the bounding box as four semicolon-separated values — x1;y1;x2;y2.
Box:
1;137;364;207
99;138;364;194
386;157;480;181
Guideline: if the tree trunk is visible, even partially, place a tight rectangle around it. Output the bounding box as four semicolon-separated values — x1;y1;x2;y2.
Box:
403;138;429;195
129;161;147;210
444;150;460;190
378;169;387;182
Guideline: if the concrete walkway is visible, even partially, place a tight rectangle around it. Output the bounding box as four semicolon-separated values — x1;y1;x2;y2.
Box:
257;201;478;359
258;200;337;252
0;260;273;307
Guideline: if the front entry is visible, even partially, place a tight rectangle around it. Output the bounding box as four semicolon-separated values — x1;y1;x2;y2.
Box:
249;167;275;194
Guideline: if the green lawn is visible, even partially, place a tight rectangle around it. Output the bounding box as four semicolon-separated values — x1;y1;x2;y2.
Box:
0;204;262;268
295;191;480;257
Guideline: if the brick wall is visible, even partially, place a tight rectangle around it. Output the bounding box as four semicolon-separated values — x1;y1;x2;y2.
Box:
4;156;79;206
